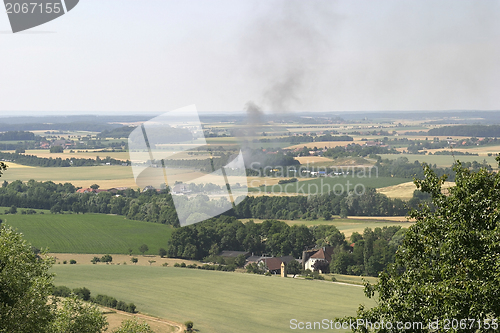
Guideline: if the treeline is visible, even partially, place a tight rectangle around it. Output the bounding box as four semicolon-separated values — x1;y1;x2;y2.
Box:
166;217;402;277
428;125;500;137
0;152;127;167
234;188;409;220
0;179;429;228
258;134;353;144
322;144;399;159
329;226;405;276
0;122;121;132
52;286;136;313
0;131;36;141
97;126;137;138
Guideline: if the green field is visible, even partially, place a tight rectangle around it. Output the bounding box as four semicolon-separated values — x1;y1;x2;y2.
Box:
2;213;172;254
52;265;374;333
253;176;408;194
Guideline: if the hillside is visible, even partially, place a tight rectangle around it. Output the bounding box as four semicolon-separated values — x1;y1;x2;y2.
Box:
2;213;172;254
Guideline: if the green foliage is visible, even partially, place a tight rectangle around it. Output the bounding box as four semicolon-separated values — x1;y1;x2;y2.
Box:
234;253;247;267
51;296;108;333
158;247;167;258
130;257;138;265
139;244;149;255
0;225;55;333
69;259;77;264
50;146;64;153
52;285;72;297
73;287;91;301
184;320;194;332
286;260;302;277
112;319;154;333
100;254;113;263
348;158;500;332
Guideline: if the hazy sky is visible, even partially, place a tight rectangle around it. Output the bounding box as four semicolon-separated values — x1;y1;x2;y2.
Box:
1;0;499;115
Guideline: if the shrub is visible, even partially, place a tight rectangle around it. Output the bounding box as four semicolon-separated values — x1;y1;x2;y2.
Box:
63;260;67;264
101;254;113;263
174;263;180;267
91;256;100;264
180;262;186;268
162;263;169;267
73;287;91;301
69;259;77;264
52;285;72;297
185;321;194;332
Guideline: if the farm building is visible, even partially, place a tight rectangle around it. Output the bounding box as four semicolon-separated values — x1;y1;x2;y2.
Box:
303;247;335;272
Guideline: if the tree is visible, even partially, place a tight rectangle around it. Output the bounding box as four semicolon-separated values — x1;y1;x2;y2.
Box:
8;205;17;214
158;248;167;258
90;184;100;190
50;146;64;153
184;321;194;332
131;257;138;265
286;260;302;278
234;253;247;267
0;225;55;332
51;296;108;333
148;260;156;266
139;244;149;255
0;225;108;333
100;254;113;263
347;159;500;332
112;319;154;333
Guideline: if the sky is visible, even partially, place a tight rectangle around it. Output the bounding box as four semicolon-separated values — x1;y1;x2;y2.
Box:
0;0;499;115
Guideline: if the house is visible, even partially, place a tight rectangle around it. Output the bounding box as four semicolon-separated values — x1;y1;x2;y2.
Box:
142;186;156;192
258;255;297;275
303;247;335;272
218;251;250;259
76;188;92;194
108;187;129;194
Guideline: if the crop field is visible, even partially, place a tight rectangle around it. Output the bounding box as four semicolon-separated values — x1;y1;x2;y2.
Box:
2;213;172;254
52;265;375;333
22;149;131;161
378;153;499;168
0;165;138;189
241;217;413;238
254;176;408;195
377;181;456;199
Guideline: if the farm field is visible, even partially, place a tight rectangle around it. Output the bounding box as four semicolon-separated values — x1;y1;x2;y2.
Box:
241;217;413;238
377;181;455;199
378;153;499;168
0;165;137;188
254;176;409;195
2;213;172;254
52;265;375;333
22;149;131;161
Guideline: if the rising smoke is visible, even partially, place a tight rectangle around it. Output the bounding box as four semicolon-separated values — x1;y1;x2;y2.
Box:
241;0;338;113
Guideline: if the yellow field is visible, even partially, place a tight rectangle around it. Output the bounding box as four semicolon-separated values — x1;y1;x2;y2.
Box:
287;140;363;149
426;145;500;156
377;181;455;199
22;149;131;161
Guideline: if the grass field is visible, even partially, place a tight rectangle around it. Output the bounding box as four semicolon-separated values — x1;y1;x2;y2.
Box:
2;213;172;254
241;217;413;238
52;265;375;333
